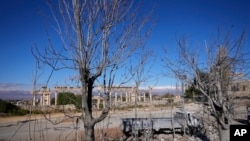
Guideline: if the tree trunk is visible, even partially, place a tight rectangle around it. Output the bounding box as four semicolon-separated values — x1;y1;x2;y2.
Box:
84;122;95;141
81;78;96;141
218;124;229;141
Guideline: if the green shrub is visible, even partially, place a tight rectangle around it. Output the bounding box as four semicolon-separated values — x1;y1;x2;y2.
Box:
0;99;29;116
184;86;203;98
57;92;82;109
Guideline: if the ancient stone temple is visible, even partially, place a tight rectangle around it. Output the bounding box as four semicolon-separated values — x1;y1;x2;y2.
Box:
97;85;153;107
39;87;51;106
32;85;153;108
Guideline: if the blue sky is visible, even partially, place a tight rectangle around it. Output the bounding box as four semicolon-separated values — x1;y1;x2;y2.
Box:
0;0;250;91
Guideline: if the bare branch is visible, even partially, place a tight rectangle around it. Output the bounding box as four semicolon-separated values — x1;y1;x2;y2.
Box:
162;28;248;139
33;0;154;140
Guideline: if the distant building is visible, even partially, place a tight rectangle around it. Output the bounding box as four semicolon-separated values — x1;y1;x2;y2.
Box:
230;80;250;98
39;87;51;106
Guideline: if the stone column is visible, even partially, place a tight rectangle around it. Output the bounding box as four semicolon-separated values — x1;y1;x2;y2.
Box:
48;90;51;106
131;87;135;102
143;92;146;102
55;91;58;105
54;86;60;105
149;86;152;102
115;92;117;106
39;91;43;106
125;92;128;102
33;94;36;106
32;90;38;106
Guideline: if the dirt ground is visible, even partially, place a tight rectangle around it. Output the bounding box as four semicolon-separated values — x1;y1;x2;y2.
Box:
0;103;248;141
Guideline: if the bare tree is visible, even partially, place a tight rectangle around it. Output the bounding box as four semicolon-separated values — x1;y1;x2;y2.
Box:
29;61;41;141
128;49;154;116
32;0;153;140
163;29;249;141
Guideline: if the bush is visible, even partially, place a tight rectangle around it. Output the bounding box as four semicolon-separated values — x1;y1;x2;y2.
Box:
57;92;82;109
0;99;29;116
184;87;203;98
0;99;18;113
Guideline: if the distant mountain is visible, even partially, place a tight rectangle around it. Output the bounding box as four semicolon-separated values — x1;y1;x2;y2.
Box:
0;90;32;100
147;86;183;95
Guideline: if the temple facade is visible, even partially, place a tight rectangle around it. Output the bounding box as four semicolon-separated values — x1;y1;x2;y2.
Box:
32;85;153;108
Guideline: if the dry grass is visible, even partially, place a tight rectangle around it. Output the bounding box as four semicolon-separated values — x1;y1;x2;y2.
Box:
94;127;123;140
